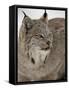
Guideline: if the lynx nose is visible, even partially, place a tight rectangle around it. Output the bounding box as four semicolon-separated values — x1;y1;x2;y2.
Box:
41;41;50;50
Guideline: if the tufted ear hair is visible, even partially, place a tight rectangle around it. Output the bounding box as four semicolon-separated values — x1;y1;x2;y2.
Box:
22;11;33;30
40;10;48;24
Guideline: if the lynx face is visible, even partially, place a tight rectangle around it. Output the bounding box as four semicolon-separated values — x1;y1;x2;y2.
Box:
19;11;53;68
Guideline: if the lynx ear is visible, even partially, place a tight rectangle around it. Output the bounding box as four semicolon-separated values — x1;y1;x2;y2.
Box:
22;11;33;30
40;10;48;24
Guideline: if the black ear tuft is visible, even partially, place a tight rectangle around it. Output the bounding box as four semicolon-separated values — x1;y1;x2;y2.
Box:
40;10;48;24
22;11;27;17
43;10;47;18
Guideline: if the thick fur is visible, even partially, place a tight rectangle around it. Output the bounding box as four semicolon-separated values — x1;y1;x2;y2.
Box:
18;15;65;82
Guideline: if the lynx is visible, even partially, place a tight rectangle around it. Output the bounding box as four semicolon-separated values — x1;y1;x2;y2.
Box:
18;10;65;82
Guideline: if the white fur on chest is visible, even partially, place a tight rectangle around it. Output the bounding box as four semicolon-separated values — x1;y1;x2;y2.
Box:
29;46;50;65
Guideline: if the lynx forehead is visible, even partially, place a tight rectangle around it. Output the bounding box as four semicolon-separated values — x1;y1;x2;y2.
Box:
19;10;53;67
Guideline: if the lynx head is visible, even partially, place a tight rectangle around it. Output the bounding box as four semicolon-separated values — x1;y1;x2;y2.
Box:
19;10;53;68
